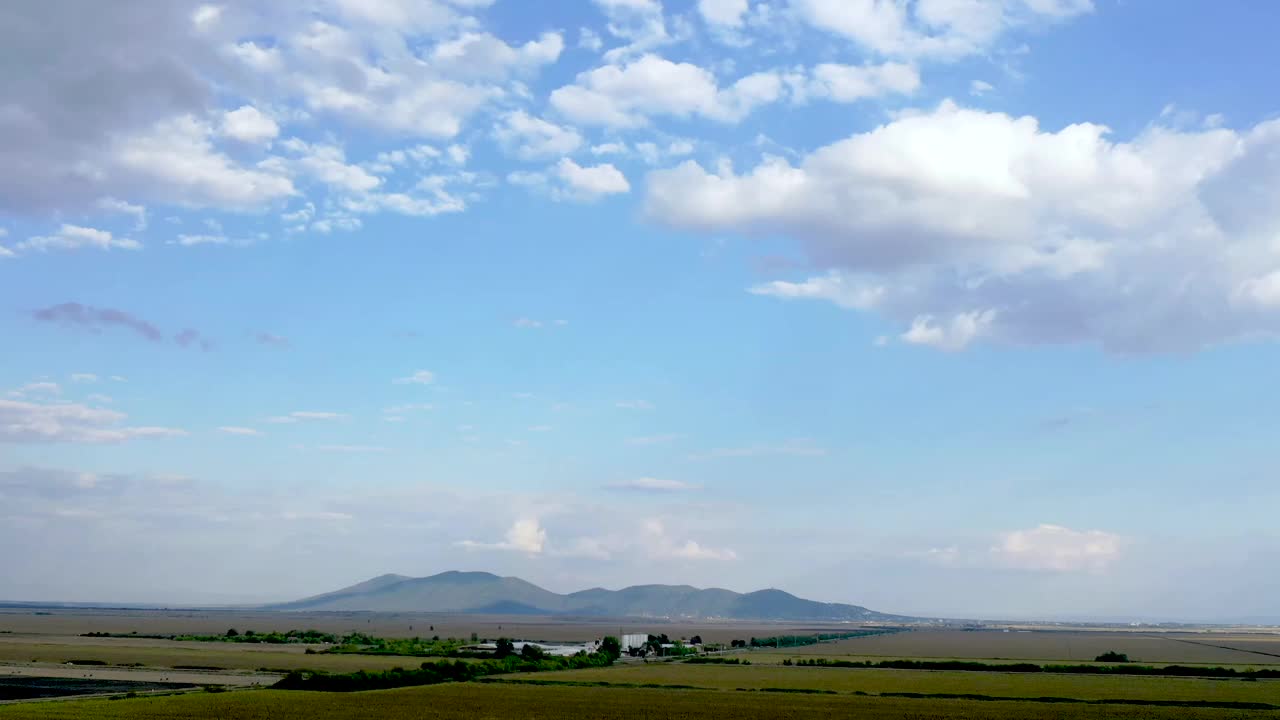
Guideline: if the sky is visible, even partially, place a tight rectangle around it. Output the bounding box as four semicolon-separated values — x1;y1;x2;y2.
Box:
2;0;1279;622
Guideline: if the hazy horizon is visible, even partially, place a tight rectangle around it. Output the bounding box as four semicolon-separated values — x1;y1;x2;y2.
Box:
3;2;1279;625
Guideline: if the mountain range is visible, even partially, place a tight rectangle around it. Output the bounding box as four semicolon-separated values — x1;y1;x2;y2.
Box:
270;571;912;621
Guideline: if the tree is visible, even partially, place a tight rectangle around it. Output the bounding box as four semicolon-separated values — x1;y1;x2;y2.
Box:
520;643;546;661
1096;651;1131;663
225;628;239;638
599;635;622;660
689;635;702;645
731;639;746;648
495;638;515;659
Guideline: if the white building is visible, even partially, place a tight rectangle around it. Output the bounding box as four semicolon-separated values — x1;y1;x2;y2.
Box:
620;633;649;652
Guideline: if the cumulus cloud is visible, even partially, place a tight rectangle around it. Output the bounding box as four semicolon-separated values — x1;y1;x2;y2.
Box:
509;160;630;202
640;519;736;561
992;524;1121;572
788;62;921;103
493;111;583;160
550;54;783;128
220;105;279;144
554;159;630;200
17;225;140;253
460;517;547;554
647;102;1280;352
0;399;187;444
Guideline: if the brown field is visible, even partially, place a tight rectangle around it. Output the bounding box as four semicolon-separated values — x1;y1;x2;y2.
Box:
753;629;1280;666
1;682;1275;720
0;608;827;644
549;662;1280;704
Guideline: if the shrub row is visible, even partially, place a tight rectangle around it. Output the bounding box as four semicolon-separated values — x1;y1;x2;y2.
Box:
792;657;1280;679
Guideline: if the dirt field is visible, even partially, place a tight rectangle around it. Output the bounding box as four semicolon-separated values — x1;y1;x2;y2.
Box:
0;634;437;673
0;608;829;643
0;682;1275;720
753;629;1280;666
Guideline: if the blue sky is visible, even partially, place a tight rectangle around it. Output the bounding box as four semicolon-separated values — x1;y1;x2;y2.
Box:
3;0;1279;621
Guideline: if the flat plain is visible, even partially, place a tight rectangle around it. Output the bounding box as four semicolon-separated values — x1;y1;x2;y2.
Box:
752;629;1280;666
2;607;1279;717
2;682;1277;720
548;662;1280;703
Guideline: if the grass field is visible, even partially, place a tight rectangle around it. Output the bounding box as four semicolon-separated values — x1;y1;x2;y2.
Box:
548;661;1280;704
2;682;1277;719
752;630;1280;666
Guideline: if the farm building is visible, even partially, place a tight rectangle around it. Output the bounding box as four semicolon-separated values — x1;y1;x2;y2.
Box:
620;634;649;652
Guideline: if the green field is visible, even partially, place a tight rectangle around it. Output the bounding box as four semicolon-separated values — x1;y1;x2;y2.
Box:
2;682;1276;720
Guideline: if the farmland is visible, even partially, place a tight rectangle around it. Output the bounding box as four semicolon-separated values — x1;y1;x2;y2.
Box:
548;661;1280;704
1;607;1278;717
3;682;1279;720
753;629;1280;666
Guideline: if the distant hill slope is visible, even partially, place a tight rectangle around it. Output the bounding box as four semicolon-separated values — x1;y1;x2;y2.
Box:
271;571;912;621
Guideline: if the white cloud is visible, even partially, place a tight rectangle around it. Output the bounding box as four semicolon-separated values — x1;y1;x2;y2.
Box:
579;27;604;51
901;310;996;351
0;399;186;444
792;0;1093;59
221;105;280;144
647;102;1280;352
750;272;884;310
218;426;262;436
698;0;749;28
971;79;995;96
993;524;1121;572
789;62;921;103
514;317;544;328
607;477;700;492
640;519;736;561
430;31;564;79
494;111;583;160
592;0;675;61
550;54;783;128
554;159;630;201
96;197;148;230
112;115;296;210
70;374;98;384
460;517;547;554
9;382;61;398
281;138;381;193
393;369;436;385
172;233;247;247
18;224;140;253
